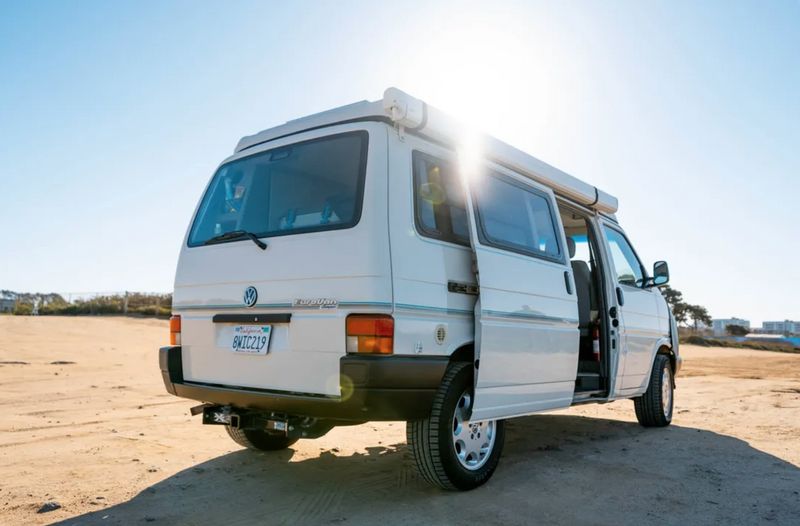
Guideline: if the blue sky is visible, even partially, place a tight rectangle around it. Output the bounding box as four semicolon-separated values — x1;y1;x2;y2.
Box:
1;1;797;325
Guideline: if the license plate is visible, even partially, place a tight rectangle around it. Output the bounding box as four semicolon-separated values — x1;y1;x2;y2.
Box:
225;325;271;355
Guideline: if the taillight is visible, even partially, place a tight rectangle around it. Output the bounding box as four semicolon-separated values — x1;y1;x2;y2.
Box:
346;315;393;354
170;315;181;346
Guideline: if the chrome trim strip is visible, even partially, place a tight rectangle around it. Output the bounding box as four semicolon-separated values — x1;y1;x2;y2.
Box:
481;309;578;326
394;303;474;317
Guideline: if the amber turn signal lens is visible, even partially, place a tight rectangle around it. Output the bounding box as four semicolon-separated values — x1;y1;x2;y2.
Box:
346;314;393;354
169;314;181;346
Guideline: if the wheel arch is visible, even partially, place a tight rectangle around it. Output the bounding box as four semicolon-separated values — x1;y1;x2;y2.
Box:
635;338;674;394
448;343;474;366
655;343;676;387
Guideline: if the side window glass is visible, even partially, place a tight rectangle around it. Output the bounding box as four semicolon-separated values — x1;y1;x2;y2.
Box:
475;172;561;260
412;151;469;246
603;226;645;287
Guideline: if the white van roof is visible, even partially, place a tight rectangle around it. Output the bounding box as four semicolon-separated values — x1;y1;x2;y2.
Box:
235;88;618;214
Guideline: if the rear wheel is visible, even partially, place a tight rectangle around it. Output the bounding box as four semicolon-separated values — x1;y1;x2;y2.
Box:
225;426;298;451
407;362;505;490
634;354;673;427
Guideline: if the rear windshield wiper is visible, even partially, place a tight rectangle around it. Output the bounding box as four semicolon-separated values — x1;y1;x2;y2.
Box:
203;230;267;250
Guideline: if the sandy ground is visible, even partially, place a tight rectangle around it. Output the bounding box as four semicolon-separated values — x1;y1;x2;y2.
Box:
1;316;799;526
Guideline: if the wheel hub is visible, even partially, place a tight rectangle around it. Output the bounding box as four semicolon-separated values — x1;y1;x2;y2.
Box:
661;366;673;419
452;391;496;471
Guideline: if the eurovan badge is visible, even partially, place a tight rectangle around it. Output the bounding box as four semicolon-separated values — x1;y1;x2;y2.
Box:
292;298;338;309
243;286;258;308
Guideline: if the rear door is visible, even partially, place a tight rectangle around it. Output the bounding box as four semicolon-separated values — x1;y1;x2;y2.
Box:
466;166;580;421
173;123;392;397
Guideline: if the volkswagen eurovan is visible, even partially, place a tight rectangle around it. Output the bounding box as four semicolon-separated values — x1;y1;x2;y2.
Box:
160;88;680;490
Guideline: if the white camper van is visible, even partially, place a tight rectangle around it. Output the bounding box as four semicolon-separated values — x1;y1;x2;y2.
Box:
160;88;679;490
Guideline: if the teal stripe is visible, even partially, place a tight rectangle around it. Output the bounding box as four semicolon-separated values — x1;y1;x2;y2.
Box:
175;301;392;311
395;303;473;316
174;302;574;325
175;302;292;311
338;301;392;308
175;300;466;314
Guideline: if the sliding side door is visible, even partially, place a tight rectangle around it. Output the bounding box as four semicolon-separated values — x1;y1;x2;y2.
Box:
466;166;580;421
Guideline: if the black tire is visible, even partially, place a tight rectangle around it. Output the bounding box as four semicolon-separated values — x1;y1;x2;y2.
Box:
407;362;505;490
225;426;299;451
634;354;674;427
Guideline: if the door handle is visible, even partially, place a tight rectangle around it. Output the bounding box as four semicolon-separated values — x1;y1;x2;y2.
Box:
564;271;573;295
616;287;625;306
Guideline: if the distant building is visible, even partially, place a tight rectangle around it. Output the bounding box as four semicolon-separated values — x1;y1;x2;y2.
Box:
761;320;800;335
0;291;17;313
712;317;750;336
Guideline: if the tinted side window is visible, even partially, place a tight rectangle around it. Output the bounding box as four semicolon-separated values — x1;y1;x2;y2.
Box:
412;151;469;246
474;172;562;260
603;226;645;287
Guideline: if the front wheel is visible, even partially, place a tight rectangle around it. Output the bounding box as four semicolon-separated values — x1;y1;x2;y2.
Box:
407;362;505;490
634;354;674;427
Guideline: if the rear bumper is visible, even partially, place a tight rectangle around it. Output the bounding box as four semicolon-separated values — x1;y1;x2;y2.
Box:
159;346;448;421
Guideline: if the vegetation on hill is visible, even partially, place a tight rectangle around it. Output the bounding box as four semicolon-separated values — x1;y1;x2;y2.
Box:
4;291;171;317
660;285;712;330
726;324;750;336
683;335;798;354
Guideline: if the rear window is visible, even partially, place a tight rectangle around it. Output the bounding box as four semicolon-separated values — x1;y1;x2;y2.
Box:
188;131;368;247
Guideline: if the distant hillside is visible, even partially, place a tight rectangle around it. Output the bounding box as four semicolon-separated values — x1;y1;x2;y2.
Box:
1;290;171;317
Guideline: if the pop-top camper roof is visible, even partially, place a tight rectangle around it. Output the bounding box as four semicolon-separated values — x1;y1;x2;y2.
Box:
234;88;618;214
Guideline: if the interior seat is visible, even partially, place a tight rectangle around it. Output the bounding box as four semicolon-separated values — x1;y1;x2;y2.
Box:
567;237;592;337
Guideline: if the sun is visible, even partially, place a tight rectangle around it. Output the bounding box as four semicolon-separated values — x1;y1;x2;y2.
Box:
395;7;569;156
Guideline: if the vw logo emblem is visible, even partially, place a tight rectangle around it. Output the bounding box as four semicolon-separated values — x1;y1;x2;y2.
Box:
243;286;258;308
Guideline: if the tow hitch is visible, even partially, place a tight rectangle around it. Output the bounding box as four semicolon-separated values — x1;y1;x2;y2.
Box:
192;404;333;439
197;404;234;426
195;404;289;434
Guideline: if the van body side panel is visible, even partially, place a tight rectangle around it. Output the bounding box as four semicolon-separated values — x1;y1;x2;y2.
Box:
173;123;391;397
631;290;673;392
616;289;662;390
388;134;476;358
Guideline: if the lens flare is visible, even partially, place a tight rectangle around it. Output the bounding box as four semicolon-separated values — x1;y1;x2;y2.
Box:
457;129;483;184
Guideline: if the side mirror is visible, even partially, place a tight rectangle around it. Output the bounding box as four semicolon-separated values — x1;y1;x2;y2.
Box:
650;260;669;287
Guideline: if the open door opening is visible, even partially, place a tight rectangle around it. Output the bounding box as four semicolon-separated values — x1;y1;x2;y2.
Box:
558;206;609;397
